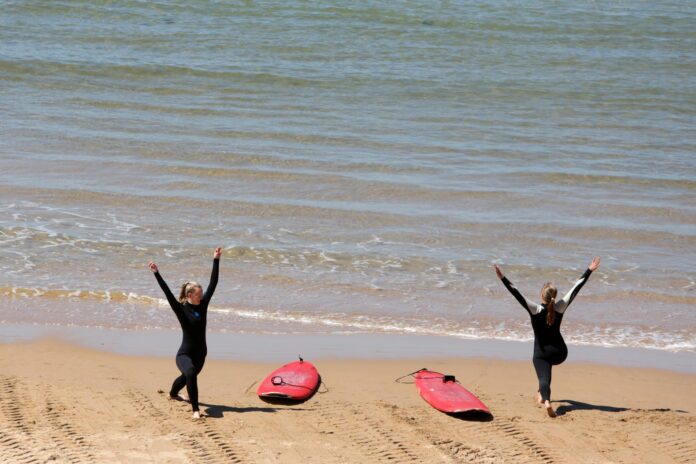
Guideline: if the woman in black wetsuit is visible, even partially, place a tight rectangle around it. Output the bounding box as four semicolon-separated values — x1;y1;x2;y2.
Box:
494;257;600;417
148;247;221;419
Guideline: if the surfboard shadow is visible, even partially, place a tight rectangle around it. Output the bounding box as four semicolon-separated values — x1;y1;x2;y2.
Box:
257;396;314;406
447;410;494;422
553;399;629;416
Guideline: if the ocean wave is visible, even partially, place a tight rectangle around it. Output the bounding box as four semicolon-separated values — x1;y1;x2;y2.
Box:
2;286;693;353
211;307;696;353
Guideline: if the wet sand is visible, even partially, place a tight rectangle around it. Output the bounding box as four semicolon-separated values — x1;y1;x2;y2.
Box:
1;339;695;463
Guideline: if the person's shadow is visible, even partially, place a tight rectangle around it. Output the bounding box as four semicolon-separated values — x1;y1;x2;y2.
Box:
553;400;687;417
199;402;310;419
554;399;628;416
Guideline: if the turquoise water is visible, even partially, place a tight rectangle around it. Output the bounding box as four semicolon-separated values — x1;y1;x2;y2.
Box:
1;1;695;352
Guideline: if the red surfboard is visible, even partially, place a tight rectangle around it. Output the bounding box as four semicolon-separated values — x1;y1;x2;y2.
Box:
415;369;490;414
257;359;320;402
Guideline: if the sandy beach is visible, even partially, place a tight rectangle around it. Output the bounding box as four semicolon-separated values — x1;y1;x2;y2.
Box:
1;339;694;463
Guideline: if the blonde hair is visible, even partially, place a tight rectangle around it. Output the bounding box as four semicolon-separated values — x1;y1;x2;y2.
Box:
179;281;202;304
541;282;558;325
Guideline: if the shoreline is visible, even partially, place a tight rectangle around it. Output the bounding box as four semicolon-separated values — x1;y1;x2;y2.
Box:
2;322;695;374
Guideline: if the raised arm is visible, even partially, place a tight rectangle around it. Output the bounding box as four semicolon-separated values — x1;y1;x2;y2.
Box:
494;265;539;315
556;257;600;313
202;247;221;304
149;261;180;311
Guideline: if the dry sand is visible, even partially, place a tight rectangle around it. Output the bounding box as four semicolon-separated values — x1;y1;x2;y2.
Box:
0;339;695;463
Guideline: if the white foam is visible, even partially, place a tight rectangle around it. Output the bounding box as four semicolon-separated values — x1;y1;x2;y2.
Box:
3;283;695;354
204;306;696;353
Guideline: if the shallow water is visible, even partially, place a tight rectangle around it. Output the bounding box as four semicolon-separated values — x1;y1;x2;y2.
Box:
1;1;695;352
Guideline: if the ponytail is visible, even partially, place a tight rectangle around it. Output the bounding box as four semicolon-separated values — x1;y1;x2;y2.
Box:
541;283;558;326
546;298;556;325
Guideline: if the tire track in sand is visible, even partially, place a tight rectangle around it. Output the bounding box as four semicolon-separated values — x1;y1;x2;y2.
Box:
382;402;561;464
634;412;696;464
0;376;44;464
1;375;100;463
311;399;442;463
42;385;98;464
124;389;250;463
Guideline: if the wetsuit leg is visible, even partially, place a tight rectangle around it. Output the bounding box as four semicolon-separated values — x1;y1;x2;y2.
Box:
176;354;206;412
533;356;553;402
547;344;568;366
170;374;187;398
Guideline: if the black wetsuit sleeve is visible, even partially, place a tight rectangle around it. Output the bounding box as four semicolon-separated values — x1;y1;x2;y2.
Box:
202;258;219;304
557;268;592;313
501;276;537;315
154;271;182;316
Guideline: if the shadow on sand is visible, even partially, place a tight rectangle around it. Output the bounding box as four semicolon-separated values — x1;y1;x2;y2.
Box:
199;402;281;419
446;410;494;422
256;396;314;406
554;399;629;416
554;400;688;417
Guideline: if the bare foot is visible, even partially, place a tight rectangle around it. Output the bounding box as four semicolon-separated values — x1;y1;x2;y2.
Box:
192;411;204;420
169;394;189;402
537;392;544;405
544;400;556;418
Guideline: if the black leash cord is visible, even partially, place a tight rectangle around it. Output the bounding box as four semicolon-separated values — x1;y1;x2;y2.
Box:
394;369;460;384
394;368;427;384
244;380;259;394
272;375;329;393
271;376;313;390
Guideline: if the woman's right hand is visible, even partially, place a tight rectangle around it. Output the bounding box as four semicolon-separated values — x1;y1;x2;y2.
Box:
148;261;159;273
589;256;601;271
494;264;504;279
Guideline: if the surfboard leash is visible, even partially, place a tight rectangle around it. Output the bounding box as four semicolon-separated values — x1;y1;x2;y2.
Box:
243;380;259;395
394;368;461;384
394;368;428;384
318;377;330;394
271;376;310;390
269;375;327;394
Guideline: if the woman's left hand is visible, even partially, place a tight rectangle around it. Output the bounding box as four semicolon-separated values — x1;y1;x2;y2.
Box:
214;247;222;259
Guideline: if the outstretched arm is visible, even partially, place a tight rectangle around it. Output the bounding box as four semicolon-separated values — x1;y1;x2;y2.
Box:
556;257;600;313
202;247;221;304
494;265;539;315
149;261;180;311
